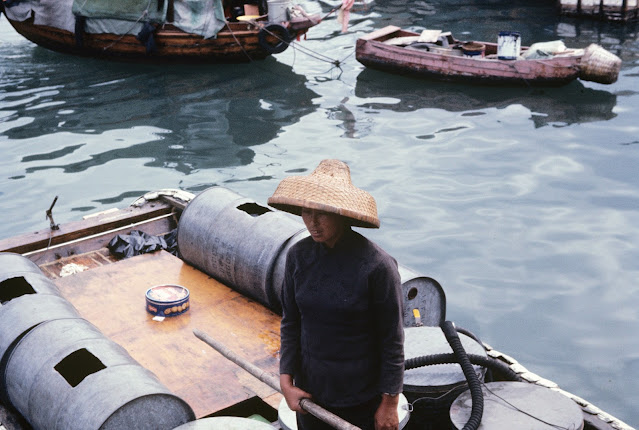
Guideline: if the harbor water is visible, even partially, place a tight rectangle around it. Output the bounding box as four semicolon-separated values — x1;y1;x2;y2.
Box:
1;0;638;426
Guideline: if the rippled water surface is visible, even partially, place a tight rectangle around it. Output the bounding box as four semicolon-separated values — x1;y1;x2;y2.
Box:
1;0;638;426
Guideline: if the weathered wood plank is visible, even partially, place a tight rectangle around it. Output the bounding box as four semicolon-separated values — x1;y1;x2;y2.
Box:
359;25;401;41
53;251;283;418
0;202;175;256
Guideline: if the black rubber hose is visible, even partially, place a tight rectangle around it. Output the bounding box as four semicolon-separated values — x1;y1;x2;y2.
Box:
404;352;522;382
441;321;484;430
454;325;483;346
452;326;494;382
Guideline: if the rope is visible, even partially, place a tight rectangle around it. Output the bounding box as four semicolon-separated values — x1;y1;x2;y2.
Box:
224;22;257;62
254;23;344;67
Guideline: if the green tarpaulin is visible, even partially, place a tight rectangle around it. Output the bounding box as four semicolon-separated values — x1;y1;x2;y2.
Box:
72;0;168;23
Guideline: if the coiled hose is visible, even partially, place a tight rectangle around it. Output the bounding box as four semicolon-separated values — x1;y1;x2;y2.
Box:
404;352;522;382
402;324;523;428
440;321;483;430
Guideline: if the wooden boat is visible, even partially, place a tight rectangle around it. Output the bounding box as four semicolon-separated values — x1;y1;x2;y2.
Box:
0;0;320;62
0;188;634;430
355;26;622;86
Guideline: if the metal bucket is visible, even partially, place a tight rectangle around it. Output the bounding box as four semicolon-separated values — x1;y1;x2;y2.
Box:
4;317;195;430
177;186;308;314
497;31;521;60
402;326;487;428
267;0;290;22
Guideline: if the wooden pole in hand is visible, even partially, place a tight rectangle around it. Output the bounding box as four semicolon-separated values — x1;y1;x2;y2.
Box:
193;328;362;430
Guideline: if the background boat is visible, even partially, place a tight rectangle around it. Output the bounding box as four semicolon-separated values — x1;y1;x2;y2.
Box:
0;0;320;62
355;25;621;86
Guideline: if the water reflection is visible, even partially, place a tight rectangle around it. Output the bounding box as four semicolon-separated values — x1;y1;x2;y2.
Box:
1;48;318;174
354;68;617;128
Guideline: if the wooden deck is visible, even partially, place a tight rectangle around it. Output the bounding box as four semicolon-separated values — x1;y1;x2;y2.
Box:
52;250;283;419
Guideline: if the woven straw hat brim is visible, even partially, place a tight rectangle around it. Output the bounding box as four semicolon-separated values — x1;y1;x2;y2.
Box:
268;176;380;228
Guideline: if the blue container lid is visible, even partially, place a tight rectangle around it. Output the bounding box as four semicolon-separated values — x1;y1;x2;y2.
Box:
146;285;190;304
498;31;520;37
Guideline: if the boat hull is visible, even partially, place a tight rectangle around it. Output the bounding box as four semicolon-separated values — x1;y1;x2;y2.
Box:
3;14;313;63
355;26;583;86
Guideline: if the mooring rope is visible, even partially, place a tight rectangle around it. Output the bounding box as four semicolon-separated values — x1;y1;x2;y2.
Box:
224;22;256;62
237;19;345;67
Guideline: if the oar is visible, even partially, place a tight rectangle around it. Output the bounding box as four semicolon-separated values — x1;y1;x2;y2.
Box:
193;329;362;430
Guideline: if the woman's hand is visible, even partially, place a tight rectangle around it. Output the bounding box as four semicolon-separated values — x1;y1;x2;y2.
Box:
374;394;400;430
280;374;312;413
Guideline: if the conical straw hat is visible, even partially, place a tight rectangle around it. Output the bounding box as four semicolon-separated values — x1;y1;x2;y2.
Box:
268;159;380;228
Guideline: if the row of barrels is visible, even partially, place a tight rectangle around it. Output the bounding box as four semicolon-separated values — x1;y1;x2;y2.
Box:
0;253;195;430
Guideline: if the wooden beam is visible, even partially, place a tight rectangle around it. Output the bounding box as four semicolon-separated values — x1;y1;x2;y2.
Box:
0;202;174;255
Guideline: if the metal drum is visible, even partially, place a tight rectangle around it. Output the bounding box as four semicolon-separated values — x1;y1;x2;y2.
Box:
174;416;277;429
277;394;411;430
4;317;195;430
450;382;584;430
178;187;446;321
0;252;42;275
0;253;81;402
402;326;487;429
177;186;308;313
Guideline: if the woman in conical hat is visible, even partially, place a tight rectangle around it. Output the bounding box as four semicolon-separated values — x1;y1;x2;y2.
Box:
270;160;404;430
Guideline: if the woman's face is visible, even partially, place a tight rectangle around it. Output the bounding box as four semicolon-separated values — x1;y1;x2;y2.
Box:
301;208;345;248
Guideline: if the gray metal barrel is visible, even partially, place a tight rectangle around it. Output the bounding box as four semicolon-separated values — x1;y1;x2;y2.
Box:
4;317;195;430
0;252;42;274
0;253;81;402
178;187;447;320
402;326;487;428
177;186;307;313
450;382;584;430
